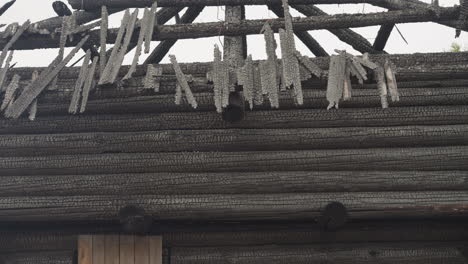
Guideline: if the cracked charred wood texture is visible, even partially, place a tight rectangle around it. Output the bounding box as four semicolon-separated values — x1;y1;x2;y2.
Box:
1;171;468;196
0;0;15;17
29;87;468;116
144;7;205;64
2;8;460;50
373;23;394;51
2;243;468;264
1;221;467;251
1;125;467;157
0;146;467;176
0;105;467;134
0;190;467;221
268;4;328;57
292;5;381;54
67;0;424;9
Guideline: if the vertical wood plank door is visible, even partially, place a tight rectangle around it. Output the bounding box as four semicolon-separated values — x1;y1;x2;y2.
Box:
78;235;162;264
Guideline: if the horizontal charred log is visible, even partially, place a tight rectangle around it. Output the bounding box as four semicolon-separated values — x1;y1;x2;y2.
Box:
0;191;467;221
0;106;467;134
1;221;468;251
32;87;468;116
0;146;467;176
1;125;467;156
1;8;460;50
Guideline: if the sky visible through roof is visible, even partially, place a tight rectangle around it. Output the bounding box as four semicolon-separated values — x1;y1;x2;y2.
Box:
0;0;467;67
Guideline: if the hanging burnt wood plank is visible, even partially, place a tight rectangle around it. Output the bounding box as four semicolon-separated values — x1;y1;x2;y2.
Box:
373;23;394;51
268;4;328;57
0;73;19;111
4;36;89;119
223;5;244;92
3;125;466;156
66;0;427;9
120;7;184;57
2;170;468;196
98;10;130;86
144;6;205;64
212;45;229;112
80;57;98;113
326;54;347;109
3;8;460;50
384;59;399;102
99;6;108;75
1;146;468;176
0;50;14;92
170;55;197;108
293;5;381;54
0;20;29;66
144;3;158;54
143;64;163;92
1;190;468;221
1;105;467;135
69;50;91;114
0;0;15;17
28;70;39;121
123;8;150;80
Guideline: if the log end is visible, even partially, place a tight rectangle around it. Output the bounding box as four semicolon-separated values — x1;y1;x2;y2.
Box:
317;201;349;231
119;205;153;234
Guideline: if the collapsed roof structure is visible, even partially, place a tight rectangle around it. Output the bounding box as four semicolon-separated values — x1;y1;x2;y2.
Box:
0;0;467;263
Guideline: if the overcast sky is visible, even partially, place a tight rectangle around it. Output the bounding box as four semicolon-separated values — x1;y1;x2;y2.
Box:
0;0;467;67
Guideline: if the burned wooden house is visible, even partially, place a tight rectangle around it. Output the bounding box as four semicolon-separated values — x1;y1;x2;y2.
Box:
0;0;467;263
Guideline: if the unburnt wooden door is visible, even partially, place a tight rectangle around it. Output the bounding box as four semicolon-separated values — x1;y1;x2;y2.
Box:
78;235;162;264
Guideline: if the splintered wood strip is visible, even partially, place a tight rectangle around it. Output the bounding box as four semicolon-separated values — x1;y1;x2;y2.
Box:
375;65;389;109
149;236;163;264
170;55;197;109
326;54;346;109
99;9;130;85
343;65;352;101
212;44;229;112
120;235;135;264
259;60;279;108
174;83;182;105
92;235;105;264
4;36;89;119
27;70;39;121
80;56;98;113
279;29;303;105
294;50;323;78
0;50;13;92
237;55;254;109
78;235;93;264
135;236;150;264
350;57;368;80
145;2;158;54
0;73;19;111
69;50;91;114
50;16;72;91
104;235;119;264
99;6;109;75
108;9;139;84
384;59;400;102
143;64;163;92
354;53;379;70
261;22;279;91
252;63;263;106
0;20;29;66
71;20;101;35
124;8;149;80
